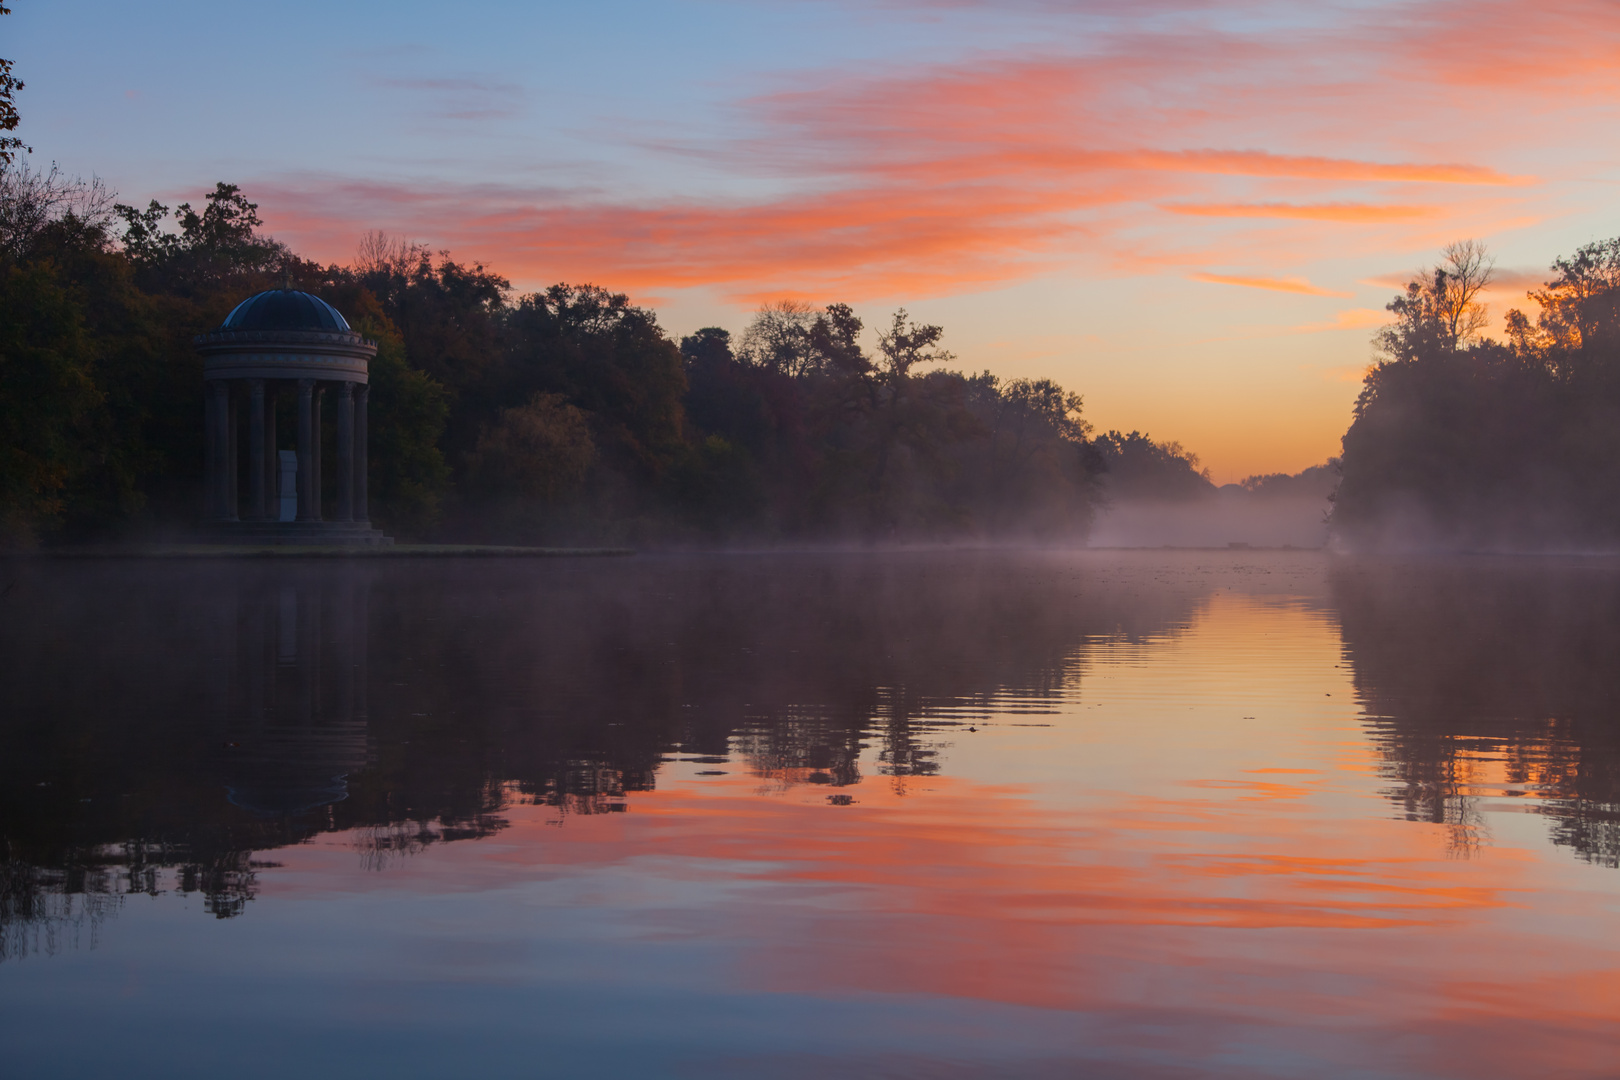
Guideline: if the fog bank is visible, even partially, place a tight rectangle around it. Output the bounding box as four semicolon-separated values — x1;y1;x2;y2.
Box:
1090;488;1331;548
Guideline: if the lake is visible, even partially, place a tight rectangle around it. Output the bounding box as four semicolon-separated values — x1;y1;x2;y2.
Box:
3;550;1618;1078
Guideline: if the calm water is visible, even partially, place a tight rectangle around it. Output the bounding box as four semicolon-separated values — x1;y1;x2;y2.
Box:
3;550;1619;1078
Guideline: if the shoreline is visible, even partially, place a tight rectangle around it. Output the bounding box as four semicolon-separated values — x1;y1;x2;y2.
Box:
11;544;635;559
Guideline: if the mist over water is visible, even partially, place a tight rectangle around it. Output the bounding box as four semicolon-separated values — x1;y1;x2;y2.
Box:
3;551;1620;1077
1090;492;1331;548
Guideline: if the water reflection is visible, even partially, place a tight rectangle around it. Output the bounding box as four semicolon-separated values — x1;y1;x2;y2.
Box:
10;552;1620;953
1;553;1225;955
4;552;1620;1078
1337;557;1620;866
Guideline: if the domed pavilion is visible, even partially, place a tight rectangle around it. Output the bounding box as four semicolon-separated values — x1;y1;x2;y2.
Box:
193;289;390;544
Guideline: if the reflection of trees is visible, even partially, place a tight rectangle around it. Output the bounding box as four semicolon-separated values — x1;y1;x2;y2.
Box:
1;567;388;957
1335;558;1620;866
1;552;1216;953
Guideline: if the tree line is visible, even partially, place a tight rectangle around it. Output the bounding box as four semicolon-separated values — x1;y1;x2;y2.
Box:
1335;237;1620;549
0;166;1226;546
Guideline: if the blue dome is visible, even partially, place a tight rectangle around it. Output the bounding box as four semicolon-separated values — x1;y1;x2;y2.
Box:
219;289;351;332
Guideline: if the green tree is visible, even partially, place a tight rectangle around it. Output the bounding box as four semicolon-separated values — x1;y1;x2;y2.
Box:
501;284;687;481
469;393;596;502
0;261;100;543
0;185;167;543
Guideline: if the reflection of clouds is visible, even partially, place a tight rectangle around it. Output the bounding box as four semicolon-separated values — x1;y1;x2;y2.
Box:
284;762;1616;1077
9;556;1620;1073
1336;559;1620;871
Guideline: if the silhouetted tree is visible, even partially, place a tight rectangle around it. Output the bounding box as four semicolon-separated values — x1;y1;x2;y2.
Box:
1093;430;1213;501
0;4;26;167
1335;238;1620;549
5;161;1128;544
115;183;287;296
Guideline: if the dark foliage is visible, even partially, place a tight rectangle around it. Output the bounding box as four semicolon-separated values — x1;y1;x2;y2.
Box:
1092;430;1213;501
0;4;26;167
1335;557;1620;866
1241;460;1338;500
2;175;1116;545
1335;238;1620;550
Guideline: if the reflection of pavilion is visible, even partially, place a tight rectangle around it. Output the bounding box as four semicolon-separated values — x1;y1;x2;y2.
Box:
194;289;389;544
220;575;373;815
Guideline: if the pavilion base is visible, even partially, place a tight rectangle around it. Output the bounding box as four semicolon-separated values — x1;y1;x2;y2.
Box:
199;521;394;546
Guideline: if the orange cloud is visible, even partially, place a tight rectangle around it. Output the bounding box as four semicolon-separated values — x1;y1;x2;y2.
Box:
1191;272;1353;297
1319;363;1374;383
263;173;1135;301
1294;308;1394;334
1168;203;1438;223
1120;149;1523;185
253;3;1603;304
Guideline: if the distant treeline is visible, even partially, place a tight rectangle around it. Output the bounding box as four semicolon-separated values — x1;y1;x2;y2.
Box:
0;170;1247;546
1335;238;1620;550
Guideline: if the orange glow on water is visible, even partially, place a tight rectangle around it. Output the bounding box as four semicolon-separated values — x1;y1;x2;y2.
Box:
258;588;1620;1076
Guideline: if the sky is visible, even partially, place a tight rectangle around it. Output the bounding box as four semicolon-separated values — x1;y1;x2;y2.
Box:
7;0;1620;480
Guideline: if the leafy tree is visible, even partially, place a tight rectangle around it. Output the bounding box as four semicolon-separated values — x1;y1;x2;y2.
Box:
0;4;27;166
962;374;1097;530
1376;239;1495;363
500;284;687;481
0;168;170;544
682;326;775;459
853;310;955;525
1;164;116;260
1506;238;1620;380
4;162;1132;545
1333;238;1620;549
738;300;818;376
468;393;596;502
0;260;101;542
1093;430;1213;501
115;183;286;295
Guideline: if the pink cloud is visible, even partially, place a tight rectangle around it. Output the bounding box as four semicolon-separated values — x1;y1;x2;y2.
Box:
1191;272;1353;297
1294;308;1395;334
254;2;1613;302
1169;203;1438;223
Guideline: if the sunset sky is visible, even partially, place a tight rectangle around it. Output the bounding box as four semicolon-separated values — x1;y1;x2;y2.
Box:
9;0;1620;479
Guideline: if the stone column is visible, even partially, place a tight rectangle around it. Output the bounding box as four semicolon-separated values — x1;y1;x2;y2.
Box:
226;383;239;520
248;379;266;521
297;379;316;522
211;380;234;521
204;379;220;519
336;382;355;522
354;384;369;524
311;385;324;521
264;383;279;519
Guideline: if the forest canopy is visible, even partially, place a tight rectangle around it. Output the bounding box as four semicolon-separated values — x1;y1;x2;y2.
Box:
1334;238;1620;550
1;166;1273;547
